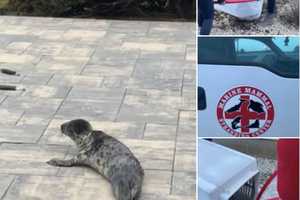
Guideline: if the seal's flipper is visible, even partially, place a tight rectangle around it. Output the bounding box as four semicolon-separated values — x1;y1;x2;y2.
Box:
112;178;132;200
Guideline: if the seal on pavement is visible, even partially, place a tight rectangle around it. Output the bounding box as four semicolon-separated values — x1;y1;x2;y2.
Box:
47;119;144;200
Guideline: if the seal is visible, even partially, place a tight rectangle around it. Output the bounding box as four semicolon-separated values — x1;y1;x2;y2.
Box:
47;119;144;200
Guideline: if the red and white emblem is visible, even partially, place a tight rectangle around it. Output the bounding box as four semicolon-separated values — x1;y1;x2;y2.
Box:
217;86;275;137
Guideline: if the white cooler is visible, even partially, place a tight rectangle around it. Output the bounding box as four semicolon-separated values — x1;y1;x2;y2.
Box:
198;139;259;200
214;0;263;20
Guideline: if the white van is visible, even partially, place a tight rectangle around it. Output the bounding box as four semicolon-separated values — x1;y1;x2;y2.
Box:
198;37;299;137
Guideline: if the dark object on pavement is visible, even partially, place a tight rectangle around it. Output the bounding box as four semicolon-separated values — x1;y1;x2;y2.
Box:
1;68;20;76
0;85;17;90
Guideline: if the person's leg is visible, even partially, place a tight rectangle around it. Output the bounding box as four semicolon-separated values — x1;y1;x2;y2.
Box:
260;0;276;25
198;0;203;27
199;0;214;35
267;0;276;14
200;19;213;35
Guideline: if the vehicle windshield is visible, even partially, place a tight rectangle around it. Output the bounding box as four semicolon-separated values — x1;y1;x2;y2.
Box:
198;37;299;78
271;37;299;59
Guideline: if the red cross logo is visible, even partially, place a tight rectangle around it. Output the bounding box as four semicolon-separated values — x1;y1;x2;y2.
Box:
217;86;275;137
224;95;266;133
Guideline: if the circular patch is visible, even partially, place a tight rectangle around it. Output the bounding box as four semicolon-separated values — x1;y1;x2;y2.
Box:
217;86;275;137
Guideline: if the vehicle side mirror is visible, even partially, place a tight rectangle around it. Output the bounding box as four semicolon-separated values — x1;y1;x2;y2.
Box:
198;87;207;110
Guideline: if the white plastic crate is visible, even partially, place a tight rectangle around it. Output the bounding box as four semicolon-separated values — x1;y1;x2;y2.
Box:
198;139;259;200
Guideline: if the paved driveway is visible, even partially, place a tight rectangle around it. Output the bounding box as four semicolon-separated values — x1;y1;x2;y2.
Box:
0;16;196;200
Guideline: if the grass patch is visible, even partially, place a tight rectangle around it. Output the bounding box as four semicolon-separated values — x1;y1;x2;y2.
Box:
0;0;195;19
0;0;8;9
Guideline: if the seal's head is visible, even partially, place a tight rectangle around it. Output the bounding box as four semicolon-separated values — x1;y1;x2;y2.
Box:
61;119;93;142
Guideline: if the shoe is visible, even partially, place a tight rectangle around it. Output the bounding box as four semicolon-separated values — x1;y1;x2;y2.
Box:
259;13;276;26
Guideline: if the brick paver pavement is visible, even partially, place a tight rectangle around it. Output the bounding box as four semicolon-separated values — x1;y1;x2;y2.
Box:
0;16;196;200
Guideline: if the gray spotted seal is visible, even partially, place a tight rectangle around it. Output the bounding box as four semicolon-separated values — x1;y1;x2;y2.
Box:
47;119;144;200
